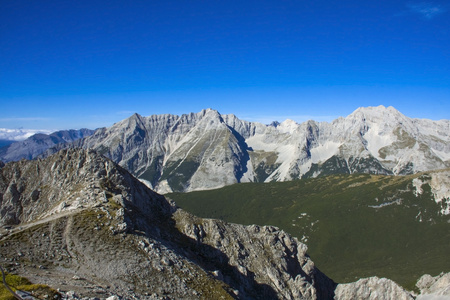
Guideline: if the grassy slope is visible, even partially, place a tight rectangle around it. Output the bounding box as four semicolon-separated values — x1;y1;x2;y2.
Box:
0;272;59;300
168;173;450;290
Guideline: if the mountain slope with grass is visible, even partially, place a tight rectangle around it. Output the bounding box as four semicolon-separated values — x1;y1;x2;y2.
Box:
1;149;449;299
168;169;450;290
0;148;337;299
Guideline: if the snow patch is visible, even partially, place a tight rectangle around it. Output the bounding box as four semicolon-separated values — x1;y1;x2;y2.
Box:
299;161;312;175
246;134;280;151
310;141;340;164
264;144;299;181
364;123;395;160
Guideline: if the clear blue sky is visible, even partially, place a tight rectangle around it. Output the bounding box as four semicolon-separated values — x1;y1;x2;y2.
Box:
1;0;449;131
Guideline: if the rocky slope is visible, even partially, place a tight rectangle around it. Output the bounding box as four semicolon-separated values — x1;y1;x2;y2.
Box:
416;272;450;298
1;149;449;299
0;128;94;162
335;273;450;300
37;106;449;194
0;149;335;299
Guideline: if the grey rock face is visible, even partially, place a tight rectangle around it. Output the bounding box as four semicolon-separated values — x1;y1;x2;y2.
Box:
417;273;450;297
38;106;449;193
174;210;336;299
334;274;450;300
5;106;450;193
0;149;335;299
334;277;414;300
0;148;169;226
0;128;95;162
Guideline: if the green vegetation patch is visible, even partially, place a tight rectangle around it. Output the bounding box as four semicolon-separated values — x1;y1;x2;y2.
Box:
168;173;450;290
0;272;60;300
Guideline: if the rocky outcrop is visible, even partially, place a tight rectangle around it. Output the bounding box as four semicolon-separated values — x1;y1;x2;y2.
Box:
174;210;336;299
0;148;169;226
416;273;450;297
331;271;450;300
334;277;413;300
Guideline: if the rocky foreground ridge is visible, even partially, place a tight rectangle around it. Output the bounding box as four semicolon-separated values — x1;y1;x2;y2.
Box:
0;149;449;299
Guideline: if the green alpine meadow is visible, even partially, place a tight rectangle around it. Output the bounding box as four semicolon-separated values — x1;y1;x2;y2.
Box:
168;170;450;290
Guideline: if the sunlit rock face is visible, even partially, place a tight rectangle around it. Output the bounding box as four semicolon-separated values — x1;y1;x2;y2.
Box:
8;106;450;193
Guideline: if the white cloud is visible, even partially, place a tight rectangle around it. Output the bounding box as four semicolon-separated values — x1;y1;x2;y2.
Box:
408;2;446;19
0;128;53;141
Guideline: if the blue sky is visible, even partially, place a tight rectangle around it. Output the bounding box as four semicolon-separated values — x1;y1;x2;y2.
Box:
1;0;449;132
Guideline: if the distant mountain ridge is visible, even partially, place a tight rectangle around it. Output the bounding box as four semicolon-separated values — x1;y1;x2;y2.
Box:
0;128;95;162
3;106;449;193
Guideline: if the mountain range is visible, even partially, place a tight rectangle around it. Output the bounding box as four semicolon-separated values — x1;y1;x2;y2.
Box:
0;128;94;162
1;105;447;194
1;149;449;299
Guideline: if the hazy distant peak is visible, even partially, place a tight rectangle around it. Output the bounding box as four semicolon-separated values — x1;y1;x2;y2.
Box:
278;119;299;133
200;107;218;114
347;105;407;126
350;105;401;116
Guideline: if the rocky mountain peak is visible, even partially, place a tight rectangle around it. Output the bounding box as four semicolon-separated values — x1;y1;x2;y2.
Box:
2;106;449;193
127;112;145;123
0;148;171;226
347;105;407;127
269;120;281;127
278;119;299;134
200;107;220;116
